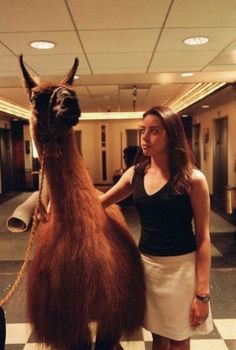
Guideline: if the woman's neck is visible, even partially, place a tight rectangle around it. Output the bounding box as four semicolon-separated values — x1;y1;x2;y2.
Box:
149;153;169;175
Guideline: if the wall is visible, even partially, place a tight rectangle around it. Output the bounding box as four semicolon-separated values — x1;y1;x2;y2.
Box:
74;118;141;184
21;118;141;185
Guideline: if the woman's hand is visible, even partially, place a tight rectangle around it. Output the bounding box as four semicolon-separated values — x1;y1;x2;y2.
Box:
190;297;209;328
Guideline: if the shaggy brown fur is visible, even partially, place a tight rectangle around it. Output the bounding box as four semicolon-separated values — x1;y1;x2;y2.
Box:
19;55;145;350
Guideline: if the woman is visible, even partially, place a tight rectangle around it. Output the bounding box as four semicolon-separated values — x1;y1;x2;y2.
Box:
100;106;213;350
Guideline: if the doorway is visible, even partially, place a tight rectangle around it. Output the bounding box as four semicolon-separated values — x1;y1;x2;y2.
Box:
126;129;139;147
213;117;228;202
192;123;201;168
0;128;13;193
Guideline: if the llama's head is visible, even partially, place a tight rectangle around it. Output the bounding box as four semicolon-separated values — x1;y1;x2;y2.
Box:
19;55;81;138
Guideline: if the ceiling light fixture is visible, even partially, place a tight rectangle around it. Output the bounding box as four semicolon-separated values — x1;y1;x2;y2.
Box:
80;112;143;121
30;40;55;49
0;99;30;118
170;82;226;112
184;36;209;46
181;72;194;77
74;75;79;80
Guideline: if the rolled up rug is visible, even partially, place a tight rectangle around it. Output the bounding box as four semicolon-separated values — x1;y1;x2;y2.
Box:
6;191;39;233
0;307;6;350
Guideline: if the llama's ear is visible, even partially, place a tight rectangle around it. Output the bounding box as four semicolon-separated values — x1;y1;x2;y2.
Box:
60;58;79;86
18;55;38;95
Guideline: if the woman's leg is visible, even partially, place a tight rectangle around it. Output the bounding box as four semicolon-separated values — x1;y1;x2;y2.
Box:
169;338;190;350
152;333;170;350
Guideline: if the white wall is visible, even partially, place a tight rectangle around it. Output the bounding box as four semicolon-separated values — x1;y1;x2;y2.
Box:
21;118;141;185
74;118;141;184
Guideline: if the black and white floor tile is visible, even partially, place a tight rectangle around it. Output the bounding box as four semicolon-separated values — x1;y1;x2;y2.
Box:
3;319;236;349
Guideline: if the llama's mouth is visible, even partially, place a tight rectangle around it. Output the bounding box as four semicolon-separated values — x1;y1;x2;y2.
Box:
56;112;80;126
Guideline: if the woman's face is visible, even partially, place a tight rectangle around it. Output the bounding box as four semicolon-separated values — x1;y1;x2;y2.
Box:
139;114;168;157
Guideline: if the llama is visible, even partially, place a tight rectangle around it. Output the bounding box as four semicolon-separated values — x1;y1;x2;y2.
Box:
19;55;145;350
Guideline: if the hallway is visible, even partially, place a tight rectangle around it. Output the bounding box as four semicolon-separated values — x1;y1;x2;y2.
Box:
0;192;236;350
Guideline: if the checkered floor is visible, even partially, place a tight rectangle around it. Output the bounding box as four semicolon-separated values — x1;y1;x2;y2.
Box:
4;319;236;350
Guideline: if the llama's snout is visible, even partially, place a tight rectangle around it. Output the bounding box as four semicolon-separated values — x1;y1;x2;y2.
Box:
56;96;81;126
61;96;78;110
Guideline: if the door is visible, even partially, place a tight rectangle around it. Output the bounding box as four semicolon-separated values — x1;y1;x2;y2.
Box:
126;129;138;147
0;128;13;193
11;120;26;190
192;123;201;168
213;117;228;202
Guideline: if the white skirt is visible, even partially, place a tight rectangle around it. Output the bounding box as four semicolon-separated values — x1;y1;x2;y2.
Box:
141;252;214;341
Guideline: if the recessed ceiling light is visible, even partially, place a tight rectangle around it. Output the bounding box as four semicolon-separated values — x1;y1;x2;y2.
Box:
74;75;79;80
183;36;209;46
202;104;210;108
30;41;55;49
181;72;194;77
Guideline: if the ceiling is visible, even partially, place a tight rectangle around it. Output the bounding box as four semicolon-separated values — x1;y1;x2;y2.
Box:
0;0;236;117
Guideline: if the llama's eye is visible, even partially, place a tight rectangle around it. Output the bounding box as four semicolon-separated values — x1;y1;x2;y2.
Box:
31;92;51;103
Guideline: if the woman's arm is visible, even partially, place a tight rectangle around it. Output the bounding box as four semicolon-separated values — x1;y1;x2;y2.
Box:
100;166;135;209
189;169;211;327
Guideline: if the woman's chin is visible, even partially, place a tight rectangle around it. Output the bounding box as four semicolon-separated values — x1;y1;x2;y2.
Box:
142;148;151;156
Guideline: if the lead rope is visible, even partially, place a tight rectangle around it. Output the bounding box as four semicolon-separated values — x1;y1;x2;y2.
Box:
0;146;48;306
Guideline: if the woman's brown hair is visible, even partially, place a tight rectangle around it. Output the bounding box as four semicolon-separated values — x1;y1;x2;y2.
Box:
135;105;194;193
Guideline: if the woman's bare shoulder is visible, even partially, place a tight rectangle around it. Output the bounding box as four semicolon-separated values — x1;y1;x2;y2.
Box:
190;168;208;190
191;168;207;181
122;165;136;183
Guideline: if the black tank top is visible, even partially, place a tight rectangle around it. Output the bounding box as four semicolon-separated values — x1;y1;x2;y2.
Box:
132;169;196;256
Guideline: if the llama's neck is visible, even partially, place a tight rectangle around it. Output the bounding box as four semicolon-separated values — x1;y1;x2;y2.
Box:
36;128;98;219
